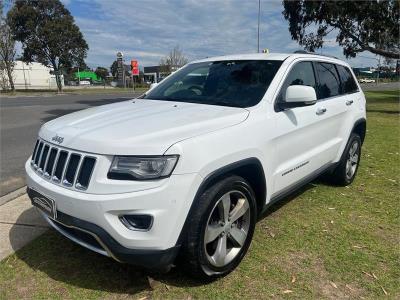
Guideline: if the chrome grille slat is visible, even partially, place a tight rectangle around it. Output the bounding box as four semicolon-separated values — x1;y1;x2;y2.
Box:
63;153;81;187
34;141;44;168
31;140;39;165
44;147;58;178
53;150;68;183
61;152;72;186
36;143;46;174
76;157;96;190
73;156;84;187
30;139;96;191
50;148;60;178
40;145;50;175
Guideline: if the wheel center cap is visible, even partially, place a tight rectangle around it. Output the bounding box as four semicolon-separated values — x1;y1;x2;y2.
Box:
224;222;232;233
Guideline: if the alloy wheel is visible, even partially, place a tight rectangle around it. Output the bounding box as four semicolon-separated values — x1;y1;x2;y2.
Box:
346;141;359;180
203;190;251;267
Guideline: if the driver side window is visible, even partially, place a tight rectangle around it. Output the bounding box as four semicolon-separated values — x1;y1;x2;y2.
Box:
277;61;316;103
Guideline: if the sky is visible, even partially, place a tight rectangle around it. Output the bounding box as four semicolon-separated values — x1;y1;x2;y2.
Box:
57;0;382;69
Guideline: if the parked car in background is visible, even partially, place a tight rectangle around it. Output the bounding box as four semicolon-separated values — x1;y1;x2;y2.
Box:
79;80;91;85
26;52;366;279
359;78;376;83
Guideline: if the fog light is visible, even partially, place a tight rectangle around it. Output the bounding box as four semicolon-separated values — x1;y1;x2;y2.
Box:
119;215;153;231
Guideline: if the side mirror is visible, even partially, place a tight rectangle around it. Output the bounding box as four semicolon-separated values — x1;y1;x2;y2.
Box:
279;85;317;109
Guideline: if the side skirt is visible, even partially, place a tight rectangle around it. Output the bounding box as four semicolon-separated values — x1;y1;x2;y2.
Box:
260;162;337;216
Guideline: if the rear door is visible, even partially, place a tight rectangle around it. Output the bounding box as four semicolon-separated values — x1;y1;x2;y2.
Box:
335;64;362;158
313;62;352;164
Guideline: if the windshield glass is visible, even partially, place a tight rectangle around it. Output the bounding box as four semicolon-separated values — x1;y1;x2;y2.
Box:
143;60;282;108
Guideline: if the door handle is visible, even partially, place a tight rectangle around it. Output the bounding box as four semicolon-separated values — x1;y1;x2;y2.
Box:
316;107;327;115
346;100;354;106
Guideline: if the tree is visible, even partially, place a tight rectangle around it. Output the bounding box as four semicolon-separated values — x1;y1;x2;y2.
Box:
0;0;16;90
95;66;108;81
7;0;89;92
159;45;188;74
110;60;118;78
282;0;400;59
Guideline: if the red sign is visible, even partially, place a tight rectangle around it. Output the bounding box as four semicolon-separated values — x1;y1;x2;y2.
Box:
131;60;139;76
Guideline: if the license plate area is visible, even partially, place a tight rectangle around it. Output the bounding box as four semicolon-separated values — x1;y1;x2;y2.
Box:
29;188;57;220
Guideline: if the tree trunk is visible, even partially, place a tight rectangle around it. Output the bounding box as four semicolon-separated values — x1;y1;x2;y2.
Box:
5;62;14;91
55;69;62;93
50;59;63;93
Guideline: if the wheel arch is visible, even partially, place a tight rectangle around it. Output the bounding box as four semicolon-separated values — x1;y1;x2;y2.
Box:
176;158;267;247
198;158;267;215
352;118;366;144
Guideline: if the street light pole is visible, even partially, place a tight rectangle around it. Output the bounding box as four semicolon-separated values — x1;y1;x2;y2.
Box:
377;56;381;86
257;0;261;53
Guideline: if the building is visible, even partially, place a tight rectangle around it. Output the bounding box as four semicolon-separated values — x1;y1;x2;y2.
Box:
12;61;63;90
143;65;178;83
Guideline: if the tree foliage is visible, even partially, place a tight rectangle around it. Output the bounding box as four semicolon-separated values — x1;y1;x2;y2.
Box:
110;60;118;78
160;45;188;74
0;0;16;90
7;0;89;91
282;0;400;59
95;66;108;81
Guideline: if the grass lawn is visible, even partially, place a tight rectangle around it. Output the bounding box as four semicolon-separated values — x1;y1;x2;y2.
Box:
0;90;399;299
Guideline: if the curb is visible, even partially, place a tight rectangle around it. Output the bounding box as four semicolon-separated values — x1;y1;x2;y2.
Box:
0;186;27;206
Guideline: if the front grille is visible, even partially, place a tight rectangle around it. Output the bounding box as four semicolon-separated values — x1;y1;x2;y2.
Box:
31;139;96;191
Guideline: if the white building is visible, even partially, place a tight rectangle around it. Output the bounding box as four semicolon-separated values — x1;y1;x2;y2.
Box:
12;61;64;90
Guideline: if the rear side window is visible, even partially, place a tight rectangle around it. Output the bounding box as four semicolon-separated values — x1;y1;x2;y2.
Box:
315;63;341;99
336;65;358;94
277;61;316;102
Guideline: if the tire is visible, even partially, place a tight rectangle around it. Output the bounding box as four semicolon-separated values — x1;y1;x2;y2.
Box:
328;133;362;186
180;175;257;280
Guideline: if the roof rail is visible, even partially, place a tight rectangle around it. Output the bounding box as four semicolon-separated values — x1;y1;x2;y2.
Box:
293;50;338;59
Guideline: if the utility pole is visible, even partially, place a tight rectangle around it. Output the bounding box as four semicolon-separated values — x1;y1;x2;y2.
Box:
257;0;261;53
376;56;381;85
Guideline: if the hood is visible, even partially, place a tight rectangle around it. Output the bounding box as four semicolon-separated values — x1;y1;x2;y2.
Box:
39;99;249;155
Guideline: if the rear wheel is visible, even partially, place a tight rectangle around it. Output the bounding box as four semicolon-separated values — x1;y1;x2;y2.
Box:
180;175;257;279
329;133;361;186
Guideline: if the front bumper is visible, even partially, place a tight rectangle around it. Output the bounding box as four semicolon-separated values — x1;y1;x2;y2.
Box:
25;159;202;267
31;201;180;269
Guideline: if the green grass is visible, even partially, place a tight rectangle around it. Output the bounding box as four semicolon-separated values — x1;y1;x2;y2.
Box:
1;90;399;299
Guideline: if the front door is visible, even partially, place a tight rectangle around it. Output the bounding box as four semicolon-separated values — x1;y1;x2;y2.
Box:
272;60;340;195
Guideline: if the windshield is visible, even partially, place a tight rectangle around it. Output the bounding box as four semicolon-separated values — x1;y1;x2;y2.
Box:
143;60;282;108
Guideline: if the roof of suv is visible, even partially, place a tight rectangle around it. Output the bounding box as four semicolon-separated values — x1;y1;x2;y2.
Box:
192;52;348;66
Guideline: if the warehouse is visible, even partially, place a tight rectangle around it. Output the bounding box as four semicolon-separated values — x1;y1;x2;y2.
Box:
12;61;63;90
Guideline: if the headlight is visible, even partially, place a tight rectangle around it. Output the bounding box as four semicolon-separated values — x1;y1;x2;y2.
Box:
108;155;179;180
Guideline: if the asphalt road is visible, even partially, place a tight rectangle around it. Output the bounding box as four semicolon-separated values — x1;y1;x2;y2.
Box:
0;92;141;196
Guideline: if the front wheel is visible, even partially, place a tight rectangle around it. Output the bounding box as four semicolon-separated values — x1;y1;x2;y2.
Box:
180;175;257;279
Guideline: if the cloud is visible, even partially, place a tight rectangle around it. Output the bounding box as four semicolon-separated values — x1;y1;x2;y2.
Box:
63;0;379;68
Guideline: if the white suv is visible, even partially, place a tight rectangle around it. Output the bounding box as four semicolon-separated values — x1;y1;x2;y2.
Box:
26;53;366;279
